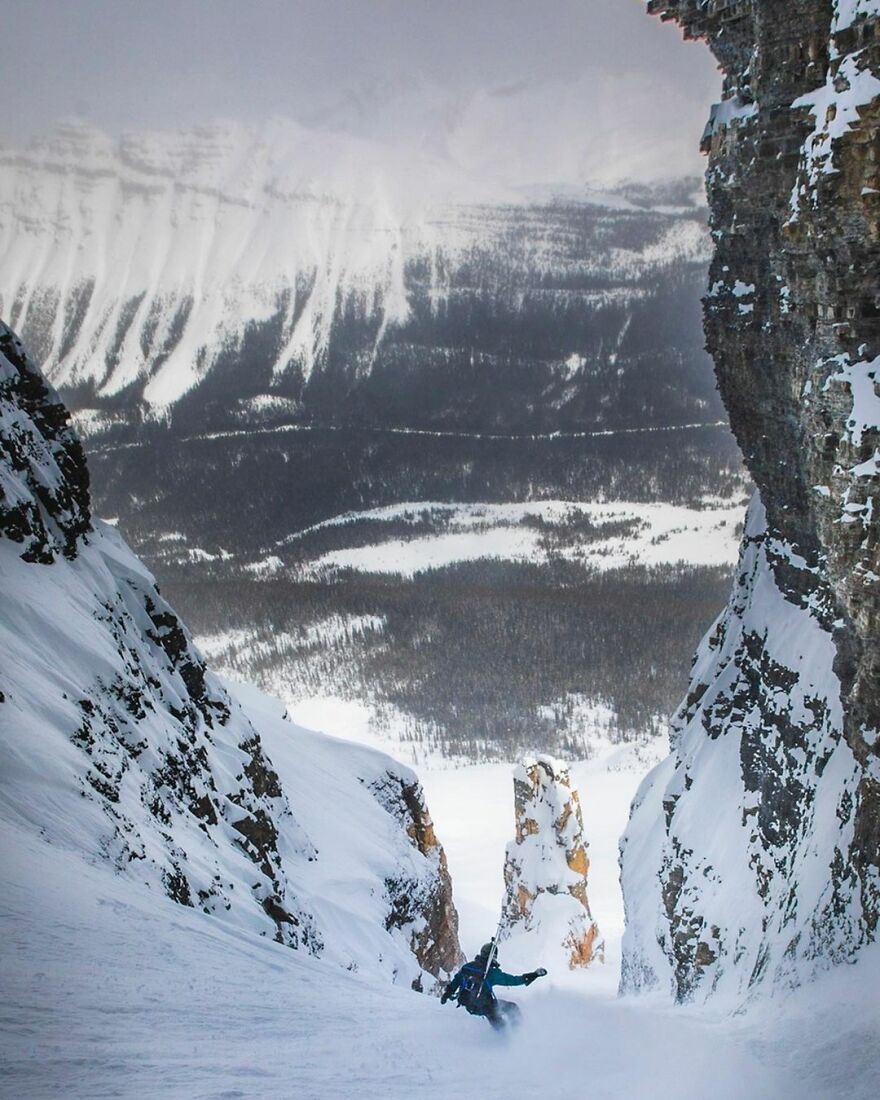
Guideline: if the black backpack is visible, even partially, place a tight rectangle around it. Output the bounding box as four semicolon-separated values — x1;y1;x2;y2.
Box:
456;963;491;1014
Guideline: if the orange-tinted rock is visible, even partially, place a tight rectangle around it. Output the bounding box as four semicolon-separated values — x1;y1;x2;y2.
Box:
501;756;603;969
369;770;464;986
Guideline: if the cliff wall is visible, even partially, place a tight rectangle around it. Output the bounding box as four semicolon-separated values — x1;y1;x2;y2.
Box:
621;0;880;1000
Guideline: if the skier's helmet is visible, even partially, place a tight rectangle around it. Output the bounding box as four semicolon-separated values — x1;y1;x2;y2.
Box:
478;942;495;962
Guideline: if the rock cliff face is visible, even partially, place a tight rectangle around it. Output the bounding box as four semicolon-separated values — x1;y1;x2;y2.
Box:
370;770;464;985
0;320;460;985
621;1;880;1001
501;757;602;969
0;324;90;561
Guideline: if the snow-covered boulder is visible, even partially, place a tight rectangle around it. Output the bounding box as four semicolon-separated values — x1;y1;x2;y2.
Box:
500;756;602;969
0;320;461;987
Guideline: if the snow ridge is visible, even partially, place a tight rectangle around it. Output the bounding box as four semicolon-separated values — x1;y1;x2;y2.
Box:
621;496;870;1002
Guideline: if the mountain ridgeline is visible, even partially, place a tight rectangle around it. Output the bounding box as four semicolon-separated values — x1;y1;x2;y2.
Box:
2;124;713;433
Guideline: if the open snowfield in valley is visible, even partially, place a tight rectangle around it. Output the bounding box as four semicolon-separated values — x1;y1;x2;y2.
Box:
273;498;745;579
3;695;877;1100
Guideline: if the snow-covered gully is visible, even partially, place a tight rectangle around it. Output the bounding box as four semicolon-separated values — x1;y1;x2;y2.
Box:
0;817;840;1100
3;747;876;1100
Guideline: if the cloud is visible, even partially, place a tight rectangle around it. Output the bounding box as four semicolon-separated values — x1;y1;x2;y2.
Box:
1;0;719;186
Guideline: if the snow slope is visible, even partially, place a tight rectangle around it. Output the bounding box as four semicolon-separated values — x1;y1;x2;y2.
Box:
4;742;877;1099
621;495;875;1002
0;495;460;986
0;321;460;990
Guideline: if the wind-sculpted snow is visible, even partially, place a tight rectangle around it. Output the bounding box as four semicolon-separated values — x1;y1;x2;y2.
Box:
0;324;461;986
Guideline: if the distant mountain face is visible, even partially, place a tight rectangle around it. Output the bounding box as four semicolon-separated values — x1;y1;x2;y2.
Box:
0;122;745;766
1;121;715;435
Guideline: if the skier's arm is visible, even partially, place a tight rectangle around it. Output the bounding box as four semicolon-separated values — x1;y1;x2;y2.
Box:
488;967;547;988
441;968;463;1003
487;968;528;987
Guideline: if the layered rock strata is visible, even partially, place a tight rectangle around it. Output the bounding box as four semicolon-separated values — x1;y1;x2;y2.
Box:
501;756;602;968
622;1;880;1001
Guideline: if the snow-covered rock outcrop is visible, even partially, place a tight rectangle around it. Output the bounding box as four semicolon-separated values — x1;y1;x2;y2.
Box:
622;2;880;1002
622;495;858;999
500;756;602;969
369;769;464;984
0;320;461;986
0;324;90;560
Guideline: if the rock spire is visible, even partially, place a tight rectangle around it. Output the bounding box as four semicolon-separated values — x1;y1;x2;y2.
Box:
501;756;602;969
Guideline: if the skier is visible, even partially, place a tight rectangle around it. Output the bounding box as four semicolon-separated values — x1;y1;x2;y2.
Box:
441;942;546;1030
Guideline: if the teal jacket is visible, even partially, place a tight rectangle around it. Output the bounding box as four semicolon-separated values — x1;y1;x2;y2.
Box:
447;960;527;1001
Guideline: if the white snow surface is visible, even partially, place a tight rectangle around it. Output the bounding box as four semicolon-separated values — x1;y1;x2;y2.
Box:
3;736;878;1098
823;351;880;449
282;499;743;578
790;52;880;213
833;0;880;34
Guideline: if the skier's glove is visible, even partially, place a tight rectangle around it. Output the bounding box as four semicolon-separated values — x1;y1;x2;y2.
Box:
440;987;451;1004
523;968;547;985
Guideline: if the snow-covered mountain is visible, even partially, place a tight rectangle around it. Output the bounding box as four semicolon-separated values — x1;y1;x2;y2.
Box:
0;120;712;426
0;118;746;766
0;321;461;987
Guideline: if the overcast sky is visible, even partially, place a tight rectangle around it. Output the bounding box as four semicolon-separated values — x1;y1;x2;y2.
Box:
3;0;720;186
